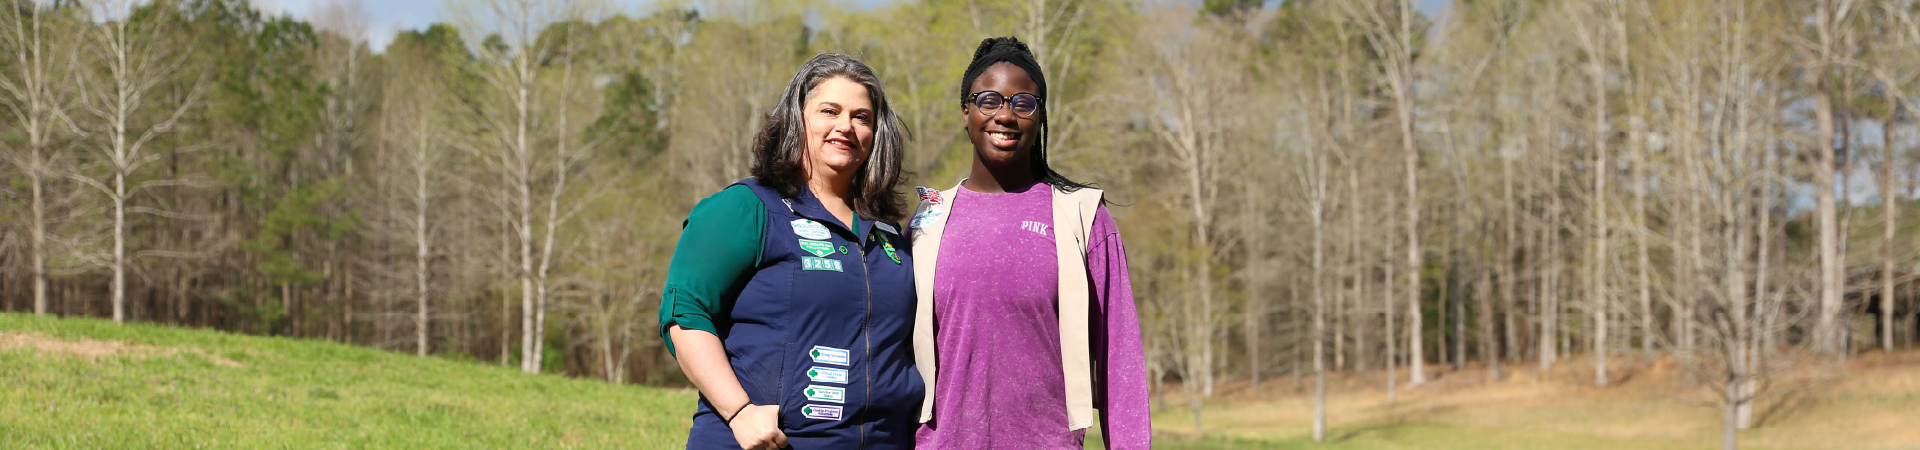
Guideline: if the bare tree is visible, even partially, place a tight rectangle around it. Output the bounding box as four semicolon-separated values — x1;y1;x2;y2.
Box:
0;0;77;316
448;0;600;373
670;1;803;194
375;25;450;356
1341;0;1428;385
1273;5;1354;437
1802;0;1858;356
73;0;202;324
1139;10;1250;402
1568;0;1617;386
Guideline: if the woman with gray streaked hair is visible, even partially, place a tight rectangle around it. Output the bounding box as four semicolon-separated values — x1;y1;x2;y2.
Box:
658;53;921;449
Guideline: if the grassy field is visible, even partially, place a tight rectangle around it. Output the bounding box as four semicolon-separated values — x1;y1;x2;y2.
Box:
8;312;1916;449
0;313;696;448
1133;352;1920;450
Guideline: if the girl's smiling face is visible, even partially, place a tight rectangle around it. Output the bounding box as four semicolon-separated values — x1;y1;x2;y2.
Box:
964;63;1043;171
805;76;876;180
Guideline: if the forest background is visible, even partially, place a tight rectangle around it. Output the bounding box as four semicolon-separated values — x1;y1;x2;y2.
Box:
3;0;1919;446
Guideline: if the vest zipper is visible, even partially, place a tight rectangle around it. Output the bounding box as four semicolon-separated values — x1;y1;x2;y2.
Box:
858;229;873;448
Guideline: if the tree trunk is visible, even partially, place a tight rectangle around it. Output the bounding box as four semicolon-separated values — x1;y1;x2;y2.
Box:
1589;34;1610;387
1385;193;1399;403
1882;112;1898;353
1310;144;1330;443
510;42;541;373
1480;263;1499;381
1812;0;1844;356
113;170;126;323
30;143;47;316
1723;377;1739;450
416;163;431;356
1544;165;1564;371
1449;255;1463;372
1245;185;1264;394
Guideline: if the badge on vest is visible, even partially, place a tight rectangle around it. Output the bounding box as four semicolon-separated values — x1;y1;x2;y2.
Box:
909;209;943;229
807;366;849;384
801;256;842;272
809;345;850;366
801;404;842;420
917;186;942;205
797;239;835;258
804;385;846;404
791;219;831;240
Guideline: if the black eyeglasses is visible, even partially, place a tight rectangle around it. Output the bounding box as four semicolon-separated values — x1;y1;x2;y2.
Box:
964;90;1043;118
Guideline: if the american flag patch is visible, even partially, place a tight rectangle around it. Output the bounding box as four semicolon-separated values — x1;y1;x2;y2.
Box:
917;186;942;205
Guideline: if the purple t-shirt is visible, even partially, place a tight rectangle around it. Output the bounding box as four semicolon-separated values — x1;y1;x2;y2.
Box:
914;183;1151;450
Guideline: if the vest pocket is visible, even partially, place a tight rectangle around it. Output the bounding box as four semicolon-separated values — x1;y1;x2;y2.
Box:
777;341;796;431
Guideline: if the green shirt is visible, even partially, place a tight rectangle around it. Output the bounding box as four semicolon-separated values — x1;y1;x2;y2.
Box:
656;185;858;356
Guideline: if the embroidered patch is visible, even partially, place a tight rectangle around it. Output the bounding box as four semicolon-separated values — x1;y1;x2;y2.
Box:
797;240;835;258
916;186;942;205
801;256;843;272
809;346;850;366
909;209;944;229
791;219;831;240
801;404;842;420
874;222;899;235
804;385;846;404
882;240;900;264
807;366;849;384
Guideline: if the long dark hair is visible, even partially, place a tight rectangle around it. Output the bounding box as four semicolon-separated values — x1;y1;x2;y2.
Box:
958;37;1098;194
751;53;910;222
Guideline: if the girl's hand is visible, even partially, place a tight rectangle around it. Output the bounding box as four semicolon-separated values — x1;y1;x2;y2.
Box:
731;404;787;450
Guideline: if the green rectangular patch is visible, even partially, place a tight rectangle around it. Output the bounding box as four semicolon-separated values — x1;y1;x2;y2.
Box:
803;385;845;403
801;256;843;272
797;239;835;258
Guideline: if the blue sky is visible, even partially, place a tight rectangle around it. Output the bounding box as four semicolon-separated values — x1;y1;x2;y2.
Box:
259;0;1455;52
260;0;892;51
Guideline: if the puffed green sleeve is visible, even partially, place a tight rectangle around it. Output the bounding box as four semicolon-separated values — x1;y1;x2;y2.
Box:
658;185;765;357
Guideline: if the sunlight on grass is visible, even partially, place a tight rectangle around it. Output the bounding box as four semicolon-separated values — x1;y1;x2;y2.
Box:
0;313;696;448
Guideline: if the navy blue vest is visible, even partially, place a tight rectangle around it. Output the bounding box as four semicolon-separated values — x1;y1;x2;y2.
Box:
684;178;922;449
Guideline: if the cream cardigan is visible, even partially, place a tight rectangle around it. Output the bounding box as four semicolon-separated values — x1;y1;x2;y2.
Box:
908;180;1105;430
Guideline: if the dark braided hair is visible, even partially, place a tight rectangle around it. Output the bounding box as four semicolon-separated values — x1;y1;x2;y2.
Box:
959;37;1098;194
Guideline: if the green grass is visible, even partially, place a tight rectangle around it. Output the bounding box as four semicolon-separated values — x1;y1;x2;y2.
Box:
0;313;695;448
1;313;1249;449
20;312;1900;449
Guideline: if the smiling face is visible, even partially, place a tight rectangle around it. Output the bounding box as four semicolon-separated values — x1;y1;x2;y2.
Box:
804;76;876;183
964;63;1043;172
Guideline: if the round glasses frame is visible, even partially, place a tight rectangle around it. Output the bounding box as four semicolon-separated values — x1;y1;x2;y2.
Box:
964;90;1043;118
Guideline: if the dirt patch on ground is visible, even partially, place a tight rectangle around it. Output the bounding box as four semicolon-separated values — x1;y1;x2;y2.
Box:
1156;351;1920;448
0;332;242;367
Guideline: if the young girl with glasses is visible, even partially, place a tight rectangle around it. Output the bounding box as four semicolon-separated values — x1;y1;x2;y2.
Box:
907;37;1151;449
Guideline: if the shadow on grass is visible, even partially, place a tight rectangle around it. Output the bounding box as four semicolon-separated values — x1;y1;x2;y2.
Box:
1752;385;1815;428
1334;402;1458;442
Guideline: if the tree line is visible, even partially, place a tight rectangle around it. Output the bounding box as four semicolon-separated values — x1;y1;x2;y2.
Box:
1;0;1916;446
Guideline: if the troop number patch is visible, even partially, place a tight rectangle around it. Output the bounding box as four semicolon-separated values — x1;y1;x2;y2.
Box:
800;256;843;272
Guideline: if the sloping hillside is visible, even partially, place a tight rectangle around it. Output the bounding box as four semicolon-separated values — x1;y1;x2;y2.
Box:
0;313;696;448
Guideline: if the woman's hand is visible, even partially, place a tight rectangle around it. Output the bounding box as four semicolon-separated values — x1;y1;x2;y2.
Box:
730;404;787;450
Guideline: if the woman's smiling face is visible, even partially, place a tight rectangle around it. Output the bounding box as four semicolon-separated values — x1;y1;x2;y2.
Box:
805;76;875;180
964;63;1043;171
